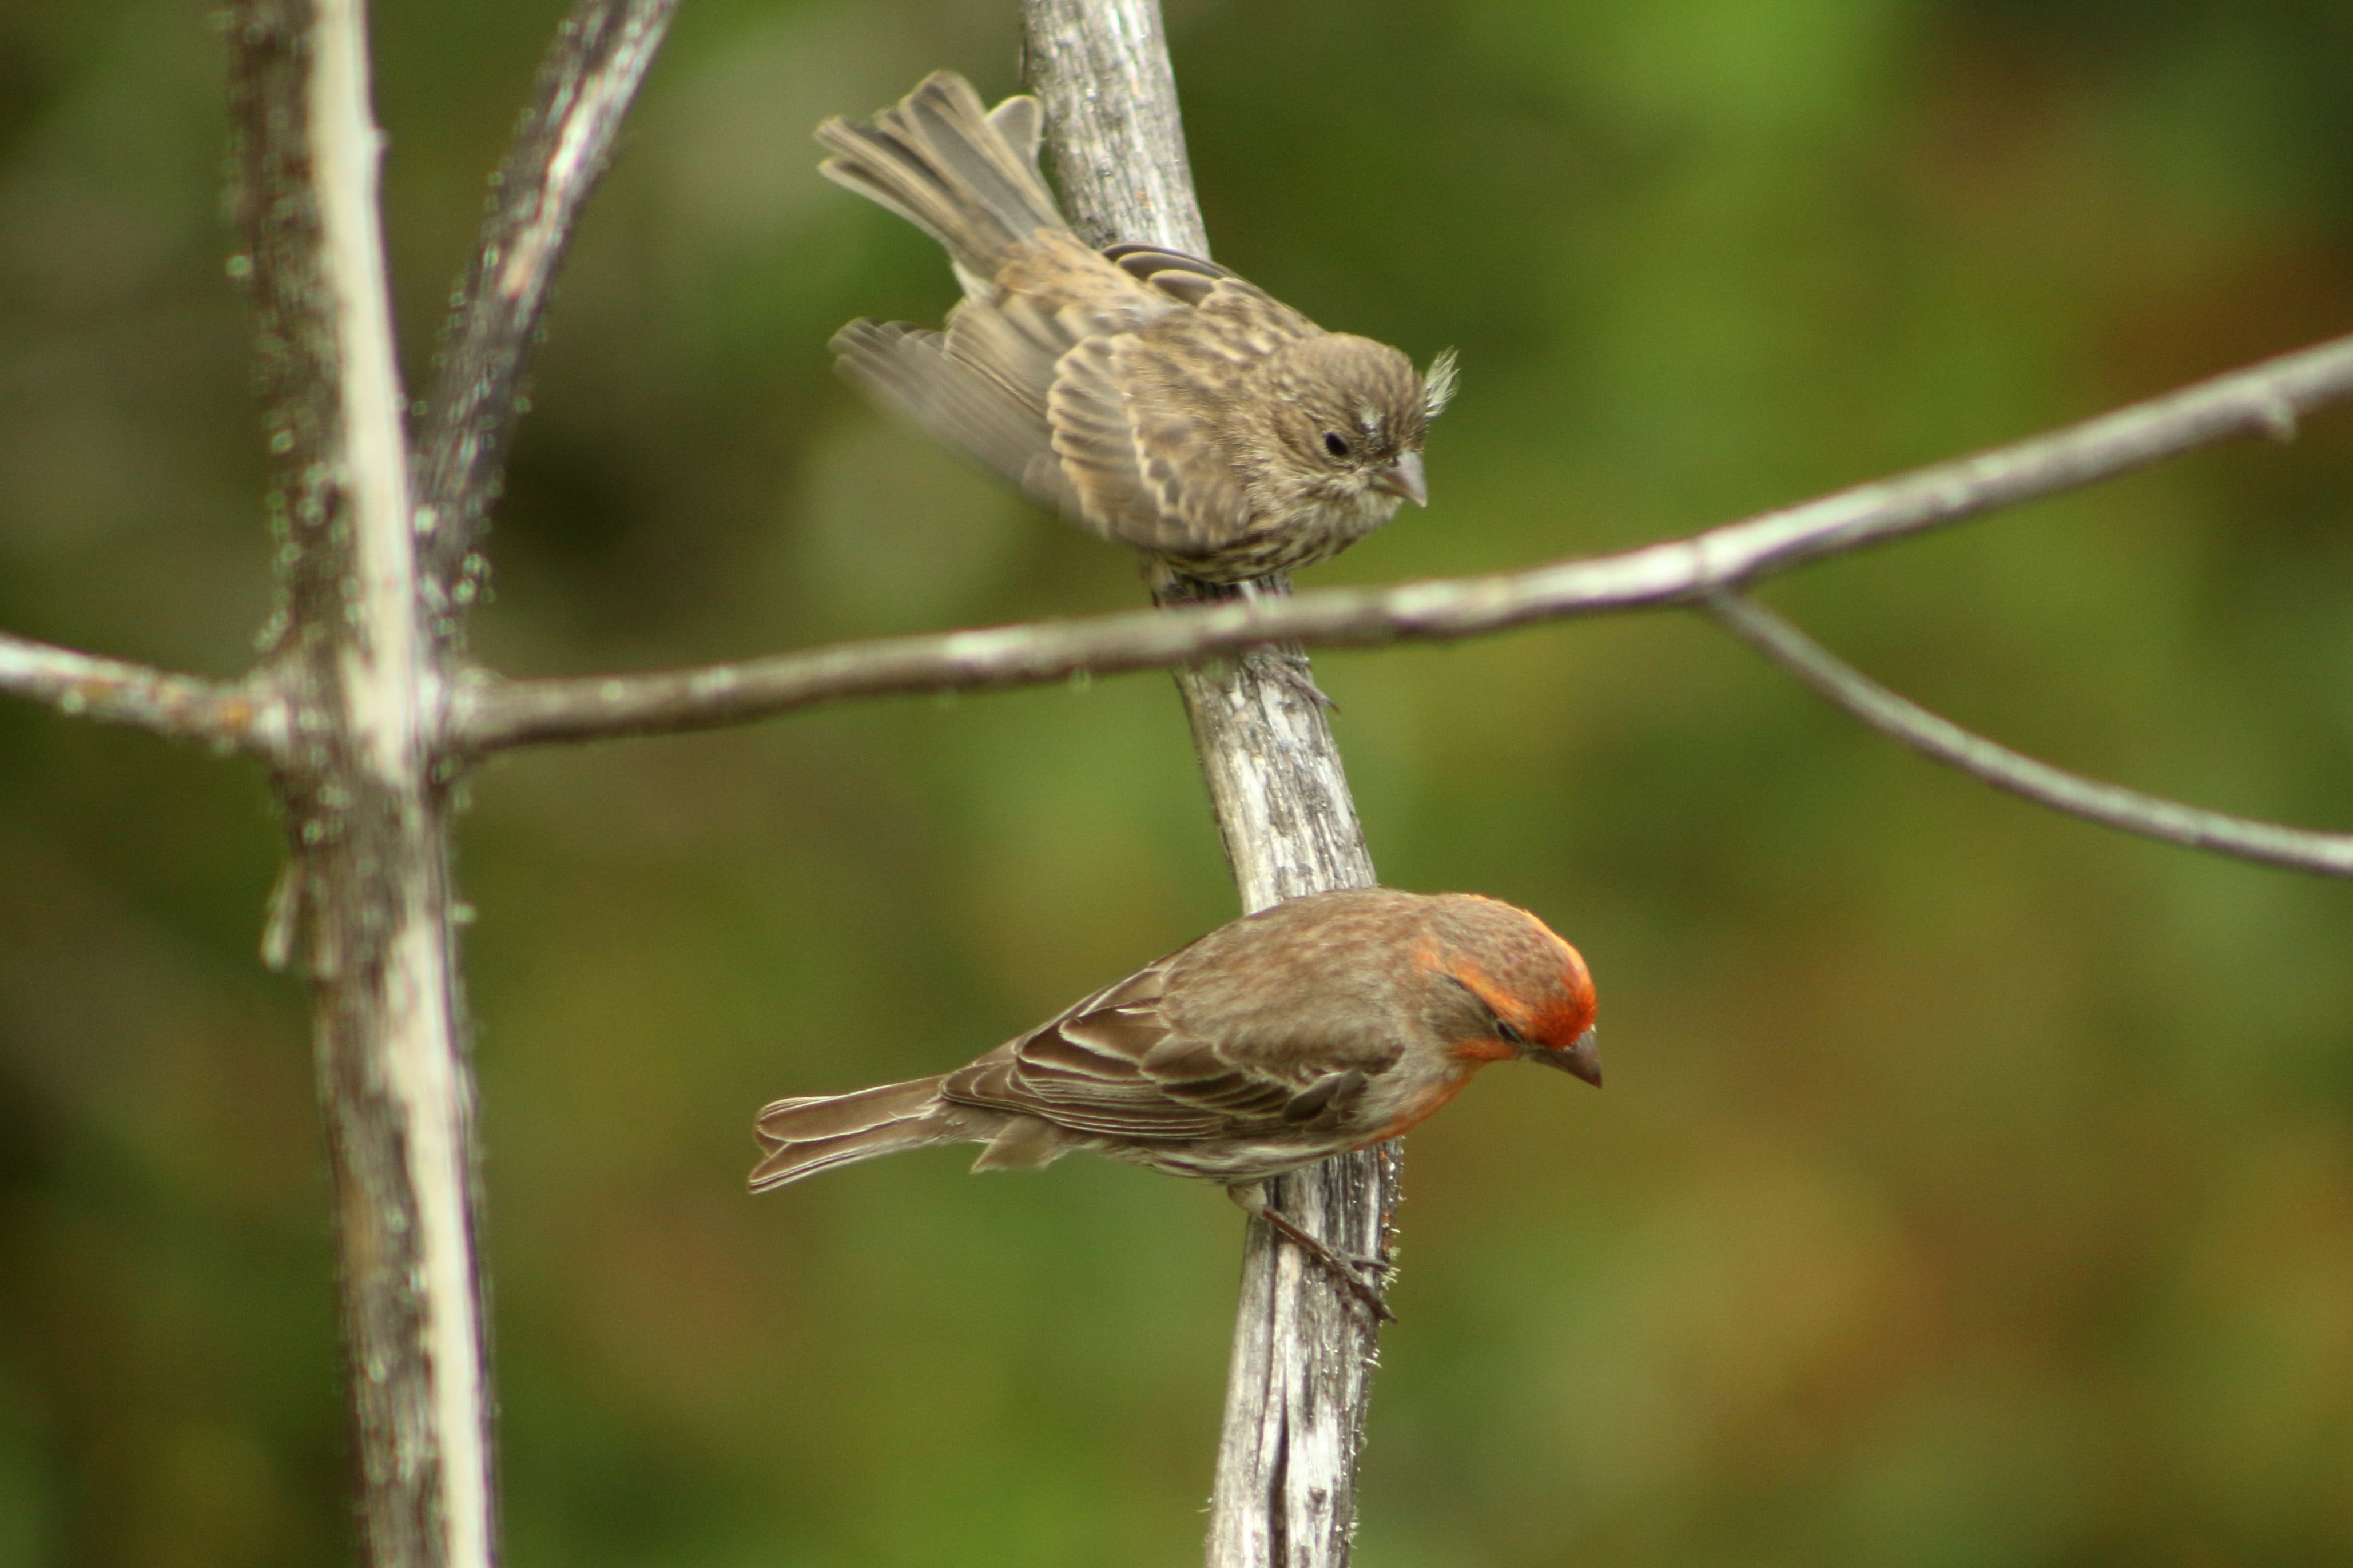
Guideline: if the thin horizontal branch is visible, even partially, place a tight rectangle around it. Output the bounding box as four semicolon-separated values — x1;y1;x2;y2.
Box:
1707;592;2353;877
0;630;289;756
449;328;2353;755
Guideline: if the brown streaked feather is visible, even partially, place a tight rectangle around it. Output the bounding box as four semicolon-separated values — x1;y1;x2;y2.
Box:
830;320;1078;511
1178;278;1320;361
1282;1068;1369;1123
969;1116;1071;1172
936;296;1069;414
837;228;1186;524
1102;243;1240;306
814;72;1063;281
1045;337;1230;554
749;1074;952;1191
1046;327;1274;554
820;73;1454;584
939;944;1368;1144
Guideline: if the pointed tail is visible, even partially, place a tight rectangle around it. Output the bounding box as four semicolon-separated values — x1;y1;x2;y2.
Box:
816;71;1067;284
748;1075;952;1192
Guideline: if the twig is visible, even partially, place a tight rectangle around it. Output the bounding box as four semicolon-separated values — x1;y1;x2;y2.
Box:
412;0;681;639
1020;6;1394;1565
228;2;491;1565
447;327;2353;756
0;631;290;756
1707;593;2353;877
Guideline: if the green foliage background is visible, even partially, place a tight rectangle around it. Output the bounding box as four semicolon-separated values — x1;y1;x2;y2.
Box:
5;0;2353;1562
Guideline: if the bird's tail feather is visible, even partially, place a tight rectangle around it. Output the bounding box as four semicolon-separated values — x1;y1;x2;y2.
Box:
748;1075;951;1192
817;71;1066;283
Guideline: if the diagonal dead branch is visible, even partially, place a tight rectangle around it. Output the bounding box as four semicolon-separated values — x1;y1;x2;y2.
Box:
413;0;681;640
0;631;291;757
1706;592;2353;877
446;328;2353;756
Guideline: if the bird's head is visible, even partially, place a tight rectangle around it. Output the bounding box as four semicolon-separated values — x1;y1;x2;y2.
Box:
1418;894;1600;1086
1254;337;1459;515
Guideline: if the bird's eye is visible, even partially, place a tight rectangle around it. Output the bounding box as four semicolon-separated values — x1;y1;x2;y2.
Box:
1321;431;1350;460
1495;1019;1526;1045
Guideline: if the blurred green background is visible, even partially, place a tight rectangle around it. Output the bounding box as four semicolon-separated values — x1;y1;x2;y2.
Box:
5;0;2353;1563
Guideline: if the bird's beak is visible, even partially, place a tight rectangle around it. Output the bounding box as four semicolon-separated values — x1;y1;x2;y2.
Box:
1372;449;1428;507
1536;1028;1603;1088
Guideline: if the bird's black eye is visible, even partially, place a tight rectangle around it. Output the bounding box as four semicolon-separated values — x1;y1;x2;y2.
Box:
1495;1019;1525;1045
1321;431;1350;459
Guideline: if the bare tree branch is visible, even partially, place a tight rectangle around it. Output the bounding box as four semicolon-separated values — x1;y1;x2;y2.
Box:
1020;0;1207;249
447;327;2353;757
227;2;492;1565
412;0;681;640
0;1;2339;1561
34;322;2351;763
1707;593;2353;877
0;631;291;755
1020;6;1394;1565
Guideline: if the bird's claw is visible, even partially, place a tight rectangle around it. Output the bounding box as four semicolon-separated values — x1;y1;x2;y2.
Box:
1325;1251;1397;1323
1237;1190;1396;1323
1333;1251;1398;1323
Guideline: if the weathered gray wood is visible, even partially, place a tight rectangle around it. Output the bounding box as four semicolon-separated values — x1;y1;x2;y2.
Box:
1020;5;1399;1562
227;2;491;1563
219;2;694;1559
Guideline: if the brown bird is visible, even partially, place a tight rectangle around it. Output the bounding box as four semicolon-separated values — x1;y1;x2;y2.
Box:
750;888;1597;1316
817;71;1458;587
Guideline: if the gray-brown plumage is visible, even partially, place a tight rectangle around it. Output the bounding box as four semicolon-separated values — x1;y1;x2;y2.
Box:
749;889;1595;1192
750;888;1595;1318
818;71;1458;584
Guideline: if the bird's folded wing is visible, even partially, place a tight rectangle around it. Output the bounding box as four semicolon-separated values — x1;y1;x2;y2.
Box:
1047;331;1255;556
1054;269;1329;558
942;957;1352;1138
1100;243;1238;305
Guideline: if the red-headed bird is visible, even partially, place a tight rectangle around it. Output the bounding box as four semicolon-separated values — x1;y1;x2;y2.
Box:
750;889;1598;1316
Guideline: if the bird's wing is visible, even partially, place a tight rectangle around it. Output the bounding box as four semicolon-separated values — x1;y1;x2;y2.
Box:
1046;262;1326;558
1105;248;1327;365
1043;335;1229;555
941;955;1368;1139
1045;325;1274;556
834;230;1177;517
831;317;1079;511
1101;243;1239;305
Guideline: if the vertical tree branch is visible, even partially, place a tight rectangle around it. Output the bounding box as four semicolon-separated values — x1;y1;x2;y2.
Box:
1022;6;1396;1562
227;3;491;1564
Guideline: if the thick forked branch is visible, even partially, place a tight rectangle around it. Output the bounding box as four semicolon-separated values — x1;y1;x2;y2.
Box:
0;3;686;1559
414;0;681;638
228;2;490;1565
0;631;290;755
1707;594;2353;875
1021;5;1395;1565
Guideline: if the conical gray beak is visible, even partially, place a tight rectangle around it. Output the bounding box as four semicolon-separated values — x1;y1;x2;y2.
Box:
1372;449;1427;507
1536;1028;1602;1088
